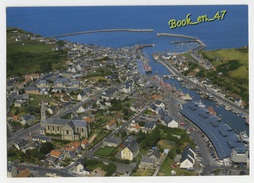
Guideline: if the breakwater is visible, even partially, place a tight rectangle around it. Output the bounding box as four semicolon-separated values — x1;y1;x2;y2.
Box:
157;33;206;51
135;43;155;49
50;28;154;38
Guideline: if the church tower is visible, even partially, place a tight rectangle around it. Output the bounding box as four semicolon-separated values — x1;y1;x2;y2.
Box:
40;100;47;126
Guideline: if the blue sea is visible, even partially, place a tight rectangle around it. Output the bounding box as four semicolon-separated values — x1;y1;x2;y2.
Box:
6;5;249;134
6;6;248;50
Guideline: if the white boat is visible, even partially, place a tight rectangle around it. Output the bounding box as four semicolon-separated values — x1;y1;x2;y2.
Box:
239;131;249;143
195;100;206;108
163;75;172;79
225;106;231;111
181;93;192;101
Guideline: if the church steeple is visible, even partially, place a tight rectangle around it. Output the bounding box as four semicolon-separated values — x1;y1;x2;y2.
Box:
41;100;47;125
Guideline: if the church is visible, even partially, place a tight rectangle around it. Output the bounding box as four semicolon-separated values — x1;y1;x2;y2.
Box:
40;101;90;141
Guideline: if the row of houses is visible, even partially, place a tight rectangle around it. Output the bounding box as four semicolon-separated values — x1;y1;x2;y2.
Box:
126;121;157;134
11;114;36;126
148;102;180;128
45;140;89;165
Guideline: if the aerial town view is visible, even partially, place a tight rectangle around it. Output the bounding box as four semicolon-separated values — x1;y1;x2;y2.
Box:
5;5;250;179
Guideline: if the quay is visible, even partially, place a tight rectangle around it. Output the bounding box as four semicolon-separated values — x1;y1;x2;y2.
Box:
135;43;155;49
157;33;206;51
155;58;249;119
157;33;198;40
171;40;197;44
50;28;154;38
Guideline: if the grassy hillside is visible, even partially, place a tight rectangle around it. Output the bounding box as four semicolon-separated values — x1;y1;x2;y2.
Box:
201;47;248;80
7;28;68;77
199;47;248;108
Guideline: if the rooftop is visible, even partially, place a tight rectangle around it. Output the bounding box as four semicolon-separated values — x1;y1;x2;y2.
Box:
181;101;245;159
50;150;62;158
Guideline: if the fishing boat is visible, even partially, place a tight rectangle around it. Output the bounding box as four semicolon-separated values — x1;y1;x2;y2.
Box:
208;106;216;116
195;100;206;108
200;93;209;99
239;131;249;143
162;75;172;79
245;116;249;126
225;106;231;111
181;93;192;101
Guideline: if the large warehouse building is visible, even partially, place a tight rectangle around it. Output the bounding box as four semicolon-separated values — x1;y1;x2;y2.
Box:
180;101;246;160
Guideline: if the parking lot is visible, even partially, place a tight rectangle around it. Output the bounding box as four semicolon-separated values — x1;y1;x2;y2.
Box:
178;120;220;174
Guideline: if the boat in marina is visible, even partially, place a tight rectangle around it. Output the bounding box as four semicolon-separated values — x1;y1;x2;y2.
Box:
195;100;206;108
181;93;192;101
208;106;216;116
239;131;249;143
162;75;172;79
245;115;249;126
225;106;231;111
200;92;209;99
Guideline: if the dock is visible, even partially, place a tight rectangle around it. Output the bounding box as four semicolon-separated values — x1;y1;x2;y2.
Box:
134;43;155;51
157;33;206;52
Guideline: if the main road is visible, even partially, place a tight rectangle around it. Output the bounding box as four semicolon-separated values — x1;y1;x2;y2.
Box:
14;164;75;177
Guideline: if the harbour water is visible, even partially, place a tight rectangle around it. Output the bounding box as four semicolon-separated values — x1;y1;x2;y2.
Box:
6;6;249;135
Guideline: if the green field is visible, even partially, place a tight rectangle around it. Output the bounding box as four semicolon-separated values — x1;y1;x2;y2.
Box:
200;47;248;80
158;156;196;176
94;146;116;157
7;28;68;76
132;168;155;176
199;47;248;108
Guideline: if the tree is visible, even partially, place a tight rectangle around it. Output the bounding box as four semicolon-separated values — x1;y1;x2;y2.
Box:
140;127;161;150
40;62;52;73
57;40;65;46
40;142;54;154
149;127;161;147
138;121;145;126
137;130;146;143
123;108;129;116
176;148;181;154
120;131;127;138
104;163;116;176
124;97;130;101
168;149;174;159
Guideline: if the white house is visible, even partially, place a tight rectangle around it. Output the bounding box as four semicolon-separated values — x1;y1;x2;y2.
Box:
21;114;36;125
77;91;87;101
180;145;196;169
77;106;85;113
167;120;179;128
155;100;165;109
122;80;133;94
234;98;244;108
75;163;84;173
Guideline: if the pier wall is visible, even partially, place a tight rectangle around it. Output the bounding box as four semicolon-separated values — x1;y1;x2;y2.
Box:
157;33;206;51
51;29;154;38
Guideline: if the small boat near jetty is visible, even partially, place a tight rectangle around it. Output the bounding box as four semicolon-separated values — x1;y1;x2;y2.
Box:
195;100;206;108
208;106;216;116
239;131;249;143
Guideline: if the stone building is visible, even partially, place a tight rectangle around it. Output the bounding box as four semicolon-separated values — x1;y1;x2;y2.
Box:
40;101;90;141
